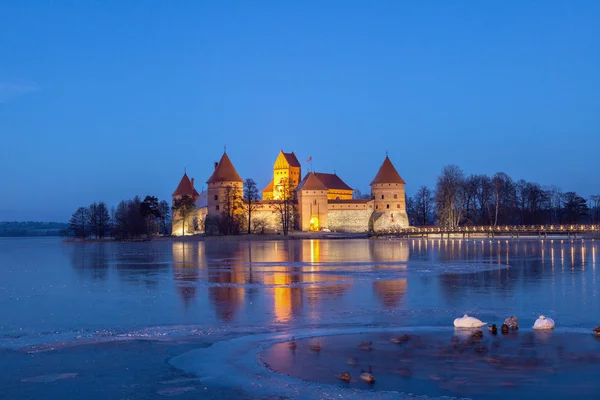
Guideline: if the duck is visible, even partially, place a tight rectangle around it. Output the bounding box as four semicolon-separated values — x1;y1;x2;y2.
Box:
288;337;297;350
360;366;375;384
533;315;555;330
346;357;359;366
488;324;498;335
358;341;373;351
338;372;351;382
390;334;410;344
310;343;322;352
454;314;487;328
504;316;519;330
501;324;509;334
593;327;600;337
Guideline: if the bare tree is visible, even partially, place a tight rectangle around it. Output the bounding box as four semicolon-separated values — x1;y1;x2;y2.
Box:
69;207;90;239
490;172;515;226
158;200;171;235
563;192;589;223
414;186;433;226
435;165;466;228
219;184;243;235
243;179;260;234
272;177;296;235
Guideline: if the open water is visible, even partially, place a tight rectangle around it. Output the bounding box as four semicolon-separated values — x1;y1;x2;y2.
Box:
0;237;598;399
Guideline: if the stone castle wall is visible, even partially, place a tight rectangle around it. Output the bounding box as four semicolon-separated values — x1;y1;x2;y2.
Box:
327;209;372;233
371;210;409;232
250;209;281;233
172;207;208;236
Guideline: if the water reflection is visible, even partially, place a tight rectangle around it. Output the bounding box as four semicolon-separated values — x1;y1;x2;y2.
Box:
64;238;600;329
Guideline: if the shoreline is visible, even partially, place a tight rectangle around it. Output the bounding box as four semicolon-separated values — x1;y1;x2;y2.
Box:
59;231;599;243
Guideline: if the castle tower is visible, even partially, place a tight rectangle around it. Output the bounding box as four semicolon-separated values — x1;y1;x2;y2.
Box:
262;151;302;200
172;172;200;201
206;152;244;217
369;155;409;230
296;172;329;231
171;172;201;235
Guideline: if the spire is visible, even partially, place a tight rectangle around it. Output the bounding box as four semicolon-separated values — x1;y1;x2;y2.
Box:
370;156;406;185
172;172;200;199
207;152;243;184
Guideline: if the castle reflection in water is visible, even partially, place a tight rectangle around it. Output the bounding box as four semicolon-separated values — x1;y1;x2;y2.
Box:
68;237;598;326
171;239;410;322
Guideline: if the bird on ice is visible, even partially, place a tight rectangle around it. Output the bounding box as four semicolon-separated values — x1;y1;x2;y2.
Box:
504;316;519;330
454;314;487;328
533;315;555;330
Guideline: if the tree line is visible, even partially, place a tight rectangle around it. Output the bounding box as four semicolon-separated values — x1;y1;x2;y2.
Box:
68;196;171;239
406;164;599;228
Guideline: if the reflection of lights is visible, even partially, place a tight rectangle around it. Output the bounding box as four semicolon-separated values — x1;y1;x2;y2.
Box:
571;247;575;269
310;239;320;264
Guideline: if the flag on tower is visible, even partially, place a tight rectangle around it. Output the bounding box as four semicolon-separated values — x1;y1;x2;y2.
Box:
306;156;312;163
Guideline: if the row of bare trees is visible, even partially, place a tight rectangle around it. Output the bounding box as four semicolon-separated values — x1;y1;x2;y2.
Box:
407;164;598;228
69;196;171;239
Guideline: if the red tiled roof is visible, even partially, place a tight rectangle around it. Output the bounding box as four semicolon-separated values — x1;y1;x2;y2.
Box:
282;152;301;167
261;179;274;193
370;156;406;185
313;172;353;191
207;153;243;184
172;172;200;199
295;172;328;191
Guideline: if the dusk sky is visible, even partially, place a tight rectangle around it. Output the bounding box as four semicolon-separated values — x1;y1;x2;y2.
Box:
1;1;599;221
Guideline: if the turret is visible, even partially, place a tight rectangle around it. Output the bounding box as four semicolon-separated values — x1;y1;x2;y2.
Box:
206;152;244;216
369;155;409;230
296;172;328;231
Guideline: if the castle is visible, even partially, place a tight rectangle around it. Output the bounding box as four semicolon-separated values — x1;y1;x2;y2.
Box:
171;150;409;235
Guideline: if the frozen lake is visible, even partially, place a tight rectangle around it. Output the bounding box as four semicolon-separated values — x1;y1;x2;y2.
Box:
0;237;598;399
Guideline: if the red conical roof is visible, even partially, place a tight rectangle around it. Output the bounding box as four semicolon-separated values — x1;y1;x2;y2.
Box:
295;172;328;191
370;156;406;185
207;153;243;184
172;172;200;199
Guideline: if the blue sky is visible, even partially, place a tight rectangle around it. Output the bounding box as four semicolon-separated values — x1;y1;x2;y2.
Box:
1;1;599;221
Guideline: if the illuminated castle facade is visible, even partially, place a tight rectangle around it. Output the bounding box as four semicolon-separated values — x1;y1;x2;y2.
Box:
171;150;409;235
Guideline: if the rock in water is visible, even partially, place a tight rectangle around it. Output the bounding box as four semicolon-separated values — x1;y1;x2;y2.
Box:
533;315;555;330
454;314;487;328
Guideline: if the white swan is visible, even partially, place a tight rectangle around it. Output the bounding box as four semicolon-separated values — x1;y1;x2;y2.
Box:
533;315;555;330
453;314;487;328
